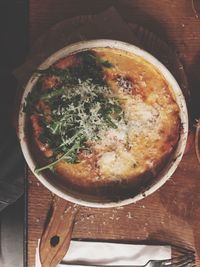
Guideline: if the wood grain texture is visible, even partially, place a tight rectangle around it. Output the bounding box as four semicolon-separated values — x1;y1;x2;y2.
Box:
27;1;200;266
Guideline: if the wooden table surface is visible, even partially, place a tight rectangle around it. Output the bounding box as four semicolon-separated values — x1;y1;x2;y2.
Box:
27;1;200;266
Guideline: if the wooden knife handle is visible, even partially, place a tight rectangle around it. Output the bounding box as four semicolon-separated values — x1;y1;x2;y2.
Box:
39;195;79;267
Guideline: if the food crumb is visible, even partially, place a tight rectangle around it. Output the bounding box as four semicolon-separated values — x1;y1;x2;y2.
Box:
64;209;69;214
86;214;95;219
109;214;115;220
116;206;124;210
126;212;133;219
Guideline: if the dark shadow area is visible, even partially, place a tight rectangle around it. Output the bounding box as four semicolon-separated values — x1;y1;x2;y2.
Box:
187;52;200;120
0;0;28;266
0;0;28;70
0;0;28;208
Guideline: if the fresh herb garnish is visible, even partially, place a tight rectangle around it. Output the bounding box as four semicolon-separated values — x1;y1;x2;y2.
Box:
23;86;41;114
100;60;113;68
35;134;86;174
40;88;65;100
25;50;125;173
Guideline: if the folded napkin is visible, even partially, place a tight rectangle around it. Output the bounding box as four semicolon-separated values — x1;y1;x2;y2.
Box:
35;240;171;267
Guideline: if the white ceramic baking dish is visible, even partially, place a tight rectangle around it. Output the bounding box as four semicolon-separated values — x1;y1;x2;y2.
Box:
18;39;188;208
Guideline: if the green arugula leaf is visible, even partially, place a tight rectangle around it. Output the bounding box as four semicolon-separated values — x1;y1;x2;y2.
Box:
35;134;86;173
100;60;113;68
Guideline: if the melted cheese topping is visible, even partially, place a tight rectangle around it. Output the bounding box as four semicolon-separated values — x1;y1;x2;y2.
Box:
85;48;180;180
30;47;180;189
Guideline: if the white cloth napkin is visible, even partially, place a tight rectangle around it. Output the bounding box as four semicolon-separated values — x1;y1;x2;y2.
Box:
35;240;171;266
